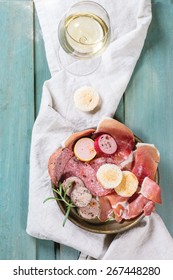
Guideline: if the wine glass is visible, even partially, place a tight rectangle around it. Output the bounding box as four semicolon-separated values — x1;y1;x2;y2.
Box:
58;1;111;76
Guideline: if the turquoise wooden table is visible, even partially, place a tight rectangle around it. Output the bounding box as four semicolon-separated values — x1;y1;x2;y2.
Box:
0;0;173;260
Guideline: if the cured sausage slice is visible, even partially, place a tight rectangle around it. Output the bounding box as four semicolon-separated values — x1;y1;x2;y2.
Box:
62;176;92;207
89;156;119;172
48;148;62;185
62;176;84;196
64;156;114;196
96;117;135;160
70;186;92;207
48;148;74;186
94;134;117;155
78;198;100;220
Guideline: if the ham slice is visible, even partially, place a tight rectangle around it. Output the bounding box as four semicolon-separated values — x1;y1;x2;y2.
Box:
140;177;162;204
132;143;160;184
120;152;134;171
143;201;155;216
99;191;156;222
105;193;128;222
96;117;135;160
99;196;114;222
122;194;155;220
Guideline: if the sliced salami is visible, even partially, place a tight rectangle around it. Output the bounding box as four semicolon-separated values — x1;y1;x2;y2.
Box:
64;156;113;196
48;148;74;186
94;134;117;155
89;157;117;172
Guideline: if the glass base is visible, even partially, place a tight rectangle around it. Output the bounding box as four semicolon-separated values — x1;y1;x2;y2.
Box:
58;47;101;76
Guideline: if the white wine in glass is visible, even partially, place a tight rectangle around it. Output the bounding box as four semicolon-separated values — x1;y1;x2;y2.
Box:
58;1;111;75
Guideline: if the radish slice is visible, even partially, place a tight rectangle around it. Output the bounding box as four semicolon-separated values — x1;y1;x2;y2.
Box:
94;134;117;156
74;138;96;162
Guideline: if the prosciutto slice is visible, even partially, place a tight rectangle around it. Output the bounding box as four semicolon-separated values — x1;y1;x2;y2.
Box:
143;201;155;216
120;152;134;171
122;194;155;220
105;193;128;222
140;177;162;204
96;117;135;160
132;143;160;184
99;196;114;222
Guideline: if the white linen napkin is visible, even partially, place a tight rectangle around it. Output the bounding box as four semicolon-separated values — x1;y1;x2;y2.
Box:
26;0;173;259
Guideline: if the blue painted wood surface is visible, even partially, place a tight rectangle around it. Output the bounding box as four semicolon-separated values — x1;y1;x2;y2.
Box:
0;1;35;259
0;0;173;259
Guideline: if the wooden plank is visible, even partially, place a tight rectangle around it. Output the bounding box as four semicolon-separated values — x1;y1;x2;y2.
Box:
0;1;36;259
114;97;125;123
125;0;173;235
34;5;56;260
36;240;56;260
59;245;80;260
34;8;51;116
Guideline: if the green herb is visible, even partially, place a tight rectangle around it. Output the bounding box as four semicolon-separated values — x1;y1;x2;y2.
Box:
43;182;75;226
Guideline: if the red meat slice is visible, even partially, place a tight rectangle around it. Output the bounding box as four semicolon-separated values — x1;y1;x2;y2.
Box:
89;156;119;172
143;201;155;216
96;117;135;160
99;192;156;222
132;143;160;185
94;134;117;155
122;194;154;220
140;177;162;204
105;193;128;222
99;196;114;222
48;147;74;186
64;156;113;197
120;152;134;171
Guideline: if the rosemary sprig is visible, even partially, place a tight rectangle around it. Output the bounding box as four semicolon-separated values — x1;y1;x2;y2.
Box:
43;182;75;226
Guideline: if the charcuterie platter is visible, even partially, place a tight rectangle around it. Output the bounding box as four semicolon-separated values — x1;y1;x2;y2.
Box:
47;117;161;234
